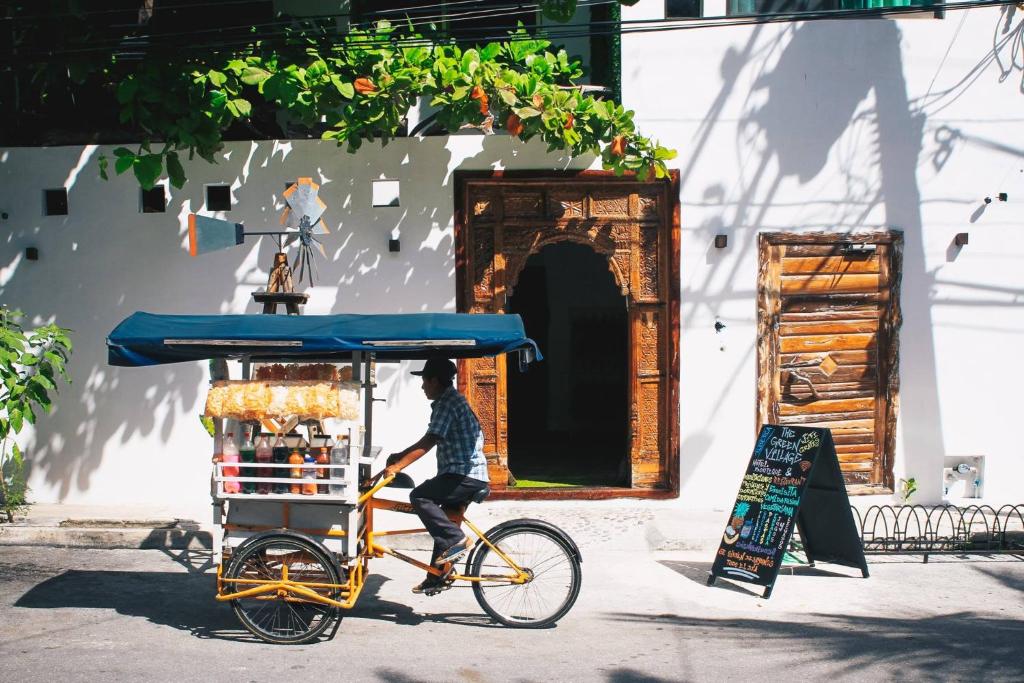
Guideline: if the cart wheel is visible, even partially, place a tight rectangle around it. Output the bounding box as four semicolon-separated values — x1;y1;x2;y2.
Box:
225;533;341;644
469;523;582;628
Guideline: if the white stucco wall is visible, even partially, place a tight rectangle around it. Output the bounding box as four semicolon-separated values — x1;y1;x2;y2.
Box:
622;3;1024;507
2;3;1022;515
0;137;596;519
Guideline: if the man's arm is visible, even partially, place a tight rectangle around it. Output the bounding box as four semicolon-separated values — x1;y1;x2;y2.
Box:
383;433;440;478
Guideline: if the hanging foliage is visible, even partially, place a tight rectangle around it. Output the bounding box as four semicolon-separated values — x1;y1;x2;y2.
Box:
100;21;675;190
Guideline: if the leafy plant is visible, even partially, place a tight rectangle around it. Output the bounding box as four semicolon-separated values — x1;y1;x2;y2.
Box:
898;477;917;504
99;21;675;190
0;308;72;522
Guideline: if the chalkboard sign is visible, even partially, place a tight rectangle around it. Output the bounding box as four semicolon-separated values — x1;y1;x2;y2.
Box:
707;425;869;598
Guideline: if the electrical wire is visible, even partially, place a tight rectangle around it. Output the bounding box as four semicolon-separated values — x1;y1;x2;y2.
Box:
5;0;1018;64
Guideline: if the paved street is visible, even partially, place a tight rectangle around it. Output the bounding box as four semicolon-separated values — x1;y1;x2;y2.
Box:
1;544;1022;682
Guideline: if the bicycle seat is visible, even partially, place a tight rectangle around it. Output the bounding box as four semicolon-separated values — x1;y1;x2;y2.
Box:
386;472;416;489
470;487;490;504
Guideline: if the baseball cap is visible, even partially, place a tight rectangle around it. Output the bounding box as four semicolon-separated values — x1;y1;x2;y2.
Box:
411;358;457;381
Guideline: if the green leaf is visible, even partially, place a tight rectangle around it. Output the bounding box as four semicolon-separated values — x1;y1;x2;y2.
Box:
451;86;468;101
515;106;541;119
9;408;22;434
226;98;252;117
116;77;138;104
461;50;480;76
114;153;135;176
11;442;21;467
240;66;271;86
498;89;518;106
332;76;354;99
166;152;186;189
654;146;678;161
98;155;109;181
306;60;328;80
480;43;501;61
208;70;227;87
200;415;216;437
209;90;228;110
133;154;163;191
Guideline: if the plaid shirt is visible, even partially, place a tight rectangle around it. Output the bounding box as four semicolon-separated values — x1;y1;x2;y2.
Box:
427;385;489;482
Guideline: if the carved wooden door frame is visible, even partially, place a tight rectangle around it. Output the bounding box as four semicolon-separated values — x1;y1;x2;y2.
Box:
454;170;680;500
756;230;902;495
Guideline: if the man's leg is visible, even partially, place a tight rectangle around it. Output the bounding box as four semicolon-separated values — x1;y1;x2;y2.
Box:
411;474;473;551
410;474;487;577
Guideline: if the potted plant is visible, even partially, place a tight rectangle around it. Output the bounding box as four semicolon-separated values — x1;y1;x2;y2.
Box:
0;308;72;522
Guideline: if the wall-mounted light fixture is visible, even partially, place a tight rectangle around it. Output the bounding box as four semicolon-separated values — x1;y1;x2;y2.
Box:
25;247;39;261
714;234;728;249
389;238;401;253
954;232;969;247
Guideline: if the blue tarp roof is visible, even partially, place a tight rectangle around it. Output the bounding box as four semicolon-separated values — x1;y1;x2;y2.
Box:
107;312;541;367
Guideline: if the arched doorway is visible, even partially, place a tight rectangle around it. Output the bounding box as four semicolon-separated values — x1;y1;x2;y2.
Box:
506;242;629;487
454;171;680;497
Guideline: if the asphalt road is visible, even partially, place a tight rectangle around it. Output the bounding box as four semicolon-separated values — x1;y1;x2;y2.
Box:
1;545;1022;682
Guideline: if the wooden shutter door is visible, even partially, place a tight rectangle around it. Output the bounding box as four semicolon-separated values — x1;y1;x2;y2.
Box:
758;232;902;494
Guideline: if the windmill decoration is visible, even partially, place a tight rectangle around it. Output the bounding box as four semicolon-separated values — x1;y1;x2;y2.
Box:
279;178;329;288
187;178;330;310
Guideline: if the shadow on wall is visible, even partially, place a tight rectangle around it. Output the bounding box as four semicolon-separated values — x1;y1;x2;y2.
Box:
676;19;945;498
0;133;582;503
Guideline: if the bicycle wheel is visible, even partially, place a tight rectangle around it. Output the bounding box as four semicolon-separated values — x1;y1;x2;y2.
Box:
470;523;582;628
225;533;341;644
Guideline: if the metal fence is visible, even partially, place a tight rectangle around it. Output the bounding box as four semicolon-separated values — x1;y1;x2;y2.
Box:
851;504;1024;561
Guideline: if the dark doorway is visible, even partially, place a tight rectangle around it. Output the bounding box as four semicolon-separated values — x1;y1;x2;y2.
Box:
506;242;629;487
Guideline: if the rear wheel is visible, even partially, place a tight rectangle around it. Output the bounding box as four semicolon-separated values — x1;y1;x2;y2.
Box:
470;524;581;628
225;533;341;644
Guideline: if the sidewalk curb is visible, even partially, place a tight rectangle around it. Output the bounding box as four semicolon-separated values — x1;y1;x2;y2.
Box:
0;505;728;553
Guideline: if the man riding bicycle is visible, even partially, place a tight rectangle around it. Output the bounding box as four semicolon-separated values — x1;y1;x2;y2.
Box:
383;358;489;594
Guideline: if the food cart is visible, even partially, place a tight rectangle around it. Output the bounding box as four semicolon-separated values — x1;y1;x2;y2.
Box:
107;312;582;644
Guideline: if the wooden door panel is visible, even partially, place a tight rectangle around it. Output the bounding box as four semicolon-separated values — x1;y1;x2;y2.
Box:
782;255;881;274
779;320;879;336
759;233;901;494
780;273;882;294
456;173;679;493
779;333;877;354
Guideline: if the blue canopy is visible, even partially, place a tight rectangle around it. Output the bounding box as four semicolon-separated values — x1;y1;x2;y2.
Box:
107;312;542;367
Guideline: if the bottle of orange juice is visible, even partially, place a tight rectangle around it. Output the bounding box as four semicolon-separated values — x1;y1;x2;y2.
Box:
315;447;331;494
289;448;304;494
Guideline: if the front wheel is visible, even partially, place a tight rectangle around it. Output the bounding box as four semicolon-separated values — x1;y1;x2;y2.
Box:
469;524;582;628
224;533;341;644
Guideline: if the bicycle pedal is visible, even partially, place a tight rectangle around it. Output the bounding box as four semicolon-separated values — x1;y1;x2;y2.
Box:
424;582;453;597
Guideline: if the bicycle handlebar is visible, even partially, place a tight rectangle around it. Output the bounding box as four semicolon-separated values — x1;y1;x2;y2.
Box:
358;473;395;505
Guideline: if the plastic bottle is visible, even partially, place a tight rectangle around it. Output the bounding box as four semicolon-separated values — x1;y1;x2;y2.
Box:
222;432;241;494
315;447;331;495
330;435;350;496
302;452;318;495
239;430;256;494
289;448;304;494
255;434;272;494
272;433;289;494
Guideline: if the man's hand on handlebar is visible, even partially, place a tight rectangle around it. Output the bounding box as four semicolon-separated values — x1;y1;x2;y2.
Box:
382;453;404;480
